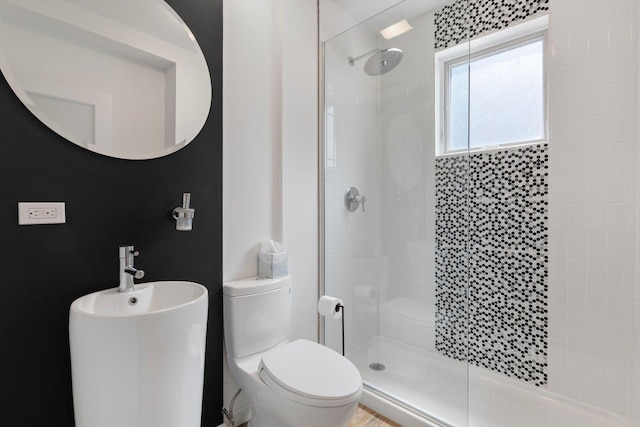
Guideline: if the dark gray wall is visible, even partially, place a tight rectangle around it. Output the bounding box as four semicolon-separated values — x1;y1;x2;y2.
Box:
0;0;223;425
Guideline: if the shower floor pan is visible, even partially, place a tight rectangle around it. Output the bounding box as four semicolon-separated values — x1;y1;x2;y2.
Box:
348;336;631;427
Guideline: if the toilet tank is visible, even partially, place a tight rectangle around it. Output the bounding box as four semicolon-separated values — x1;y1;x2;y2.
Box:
223;275;292;358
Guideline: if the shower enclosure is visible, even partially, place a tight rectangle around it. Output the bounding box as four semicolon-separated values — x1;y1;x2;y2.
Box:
321;0;640;426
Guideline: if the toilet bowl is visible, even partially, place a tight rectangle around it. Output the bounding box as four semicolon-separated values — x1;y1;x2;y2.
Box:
230;339;361;427
223;276;362;427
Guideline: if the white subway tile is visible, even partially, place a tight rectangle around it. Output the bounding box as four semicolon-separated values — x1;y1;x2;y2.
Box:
549;176;567;230
586;174;607;231
606;170;628;203
608;81;631;113
567;259;586;317
607;203;631;234
607;49;630;83
607;287;629;325
569;31;589;63
587;30;609;58
550;68;573;120
566;225;587;259
585;291;607;349
606;322;630;363
568;47;588;92
606;232;630;263
607;263;628;294
550;285;568;343
564;350;586;401
586;232;607;291
567;203;586;232
604;348;628;415
567;312;586;354
584;347;606;407
587;145;608;176
550;31;570;70
549;230;567;287
547;341;567;393
567;174;587;203
610;0;632;23
609;21;632;51
608;113;630;146
587;0;610;29
586;82;609;116
568;116;589;147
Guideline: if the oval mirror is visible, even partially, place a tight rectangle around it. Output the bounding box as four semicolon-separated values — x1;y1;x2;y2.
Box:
0;0;211;160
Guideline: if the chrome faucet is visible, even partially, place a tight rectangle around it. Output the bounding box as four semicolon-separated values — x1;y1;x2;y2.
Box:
118;245;145;292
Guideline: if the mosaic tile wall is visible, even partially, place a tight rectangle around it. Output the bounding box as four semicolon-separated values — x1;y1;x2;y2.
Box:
434;0;549;50
435;144;549;386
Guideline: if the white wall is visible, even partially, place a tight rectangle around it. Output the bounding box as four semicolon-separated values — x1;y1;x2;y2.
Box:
223;0;318;340
547;0;638;419
281;0;320;344
222;0;318;423
223;0;283;284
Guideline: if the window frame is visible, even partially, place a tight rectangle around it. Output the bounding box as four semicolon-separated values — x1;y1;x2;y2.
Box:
435;15;549;156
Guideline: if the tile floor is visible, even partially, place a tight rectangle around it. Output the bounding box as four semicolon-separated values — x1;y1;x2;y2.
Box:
348;404;401;427
236;404;400;427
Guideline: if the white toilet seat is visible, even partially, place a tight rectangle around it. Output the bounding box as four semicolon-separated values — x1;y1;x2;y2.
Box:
258;339;362;407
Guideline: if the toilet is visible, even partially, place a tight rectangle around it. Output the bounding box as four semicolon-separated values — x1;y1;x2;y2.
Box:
223;275;362;427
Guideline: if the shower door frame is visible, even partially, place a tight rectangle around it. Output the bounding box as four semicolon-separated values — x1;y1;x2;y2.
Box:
318;38;326;348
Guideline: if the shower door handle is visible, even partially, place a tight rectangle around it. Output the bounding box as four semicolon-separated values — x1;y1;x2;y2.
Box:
345;186;366;212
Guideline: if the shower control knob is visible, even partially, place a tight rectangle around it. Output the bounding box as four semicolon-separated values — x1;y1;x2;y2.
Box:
345;186;366;213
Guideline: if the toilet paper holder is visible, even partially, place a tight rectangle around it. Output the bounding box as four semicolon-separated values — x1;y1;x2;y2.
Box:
318;296;345;356
336;303;344;356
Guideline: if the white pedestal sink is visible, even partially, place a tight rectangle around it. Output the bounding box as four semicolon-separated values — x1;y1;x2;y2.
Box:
69;281;208;427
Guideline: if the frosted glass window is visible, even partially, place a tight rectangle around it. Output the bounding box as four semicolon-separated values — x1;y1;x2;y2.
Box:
449;62;469;152
447;36;546;153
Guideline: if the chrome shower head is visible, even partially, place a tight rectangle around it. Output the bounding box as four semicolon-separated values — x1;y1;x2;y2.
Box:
348;48;404;76
364;48;403;75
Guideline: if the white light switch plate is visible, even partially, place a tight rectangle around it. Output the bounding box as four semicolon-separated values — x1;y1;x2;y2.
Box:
18;202;66;225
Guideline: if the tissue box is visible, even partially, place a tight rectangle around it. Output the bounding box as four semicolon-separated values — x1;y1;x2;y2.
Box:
258;252;288;278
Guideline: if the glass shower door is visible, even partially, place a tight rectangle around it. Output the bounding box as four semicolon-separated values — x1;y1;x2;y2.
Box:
321;1;470;425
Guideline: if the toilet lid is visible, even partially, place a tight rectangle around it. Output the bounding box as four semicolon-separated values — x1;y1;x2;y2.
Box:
258;339;362;407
